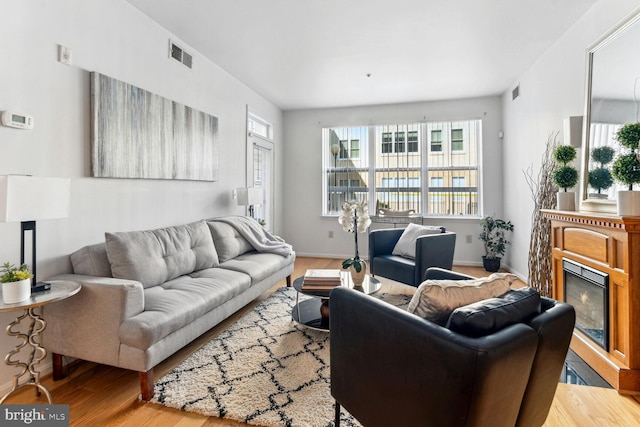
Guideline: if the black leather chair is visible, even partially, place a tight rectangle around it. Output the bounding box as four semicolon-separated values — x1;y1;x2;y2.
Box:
330;269;576;427
368;228;456;286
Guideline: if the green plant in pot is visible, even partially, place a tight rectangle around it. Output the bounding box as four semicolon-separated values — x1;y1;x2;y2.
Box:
552;145;579;211
1;262;33;304
479;216;514;272
588;146;615;199
612;122;640;215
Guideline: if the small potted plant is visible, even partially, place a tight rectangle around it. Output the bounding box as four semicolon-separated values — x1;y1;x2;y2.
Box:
552;145;579;211
588;146;615;199
479;216;514;272
1;262;33;304
612;122;640;215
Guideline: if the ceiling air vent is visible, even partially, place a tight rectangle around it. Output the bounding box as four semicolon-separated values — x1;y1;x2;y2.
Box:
169;40;193;69
512;85;520;100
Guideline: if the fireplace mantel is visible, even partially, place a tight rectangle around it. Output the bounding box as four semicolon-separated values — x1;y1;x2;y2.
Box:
542;209;640;394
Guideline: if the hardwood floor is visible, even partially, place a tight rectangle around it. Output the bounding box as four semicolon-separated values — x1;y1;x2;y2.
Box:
5;258;640;426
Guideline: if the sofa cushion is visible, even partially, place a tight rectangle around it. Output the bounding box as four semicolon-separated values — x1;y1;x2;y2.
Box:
105;220;219;288
407;273;516;325
214;252;295;285
391;223;444;259
119;268;251;349
207;221;254;263
446;287;541;337
70;243;113;277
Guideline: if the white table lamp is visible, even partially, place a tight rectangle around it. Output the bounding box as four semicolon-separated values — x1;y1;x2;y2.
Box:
237;187;263;218
0;175;71;289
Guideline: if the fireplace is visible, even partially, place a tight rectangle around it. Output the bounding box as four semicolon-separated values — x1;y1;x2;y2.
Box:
542;209;640;393
563;258;609;351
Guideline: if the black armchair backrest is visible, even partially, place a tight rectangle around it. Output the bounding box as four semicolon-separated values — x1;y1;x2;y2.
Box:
368;229;457;286
516;297;576;427
330;285;575;427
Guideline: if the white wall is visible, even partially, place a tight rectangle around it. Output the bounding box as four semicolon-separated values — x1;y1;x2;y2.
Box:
282;96;503;265
502;0;640;278
0;0;283;394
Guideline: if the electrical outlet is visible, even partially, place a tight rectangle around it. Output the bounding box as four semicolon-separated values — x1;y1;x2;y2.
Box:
58;45;72;66
466;234;472;243
328;230;334;238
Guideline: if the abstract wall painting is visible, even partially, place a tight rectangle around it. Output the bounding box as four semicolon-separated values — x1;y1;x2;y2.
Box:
90;72;219;181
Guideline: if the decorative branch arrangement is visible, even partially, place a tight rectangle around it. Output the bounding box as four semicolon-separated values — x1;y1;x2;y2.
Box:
523;133;559;297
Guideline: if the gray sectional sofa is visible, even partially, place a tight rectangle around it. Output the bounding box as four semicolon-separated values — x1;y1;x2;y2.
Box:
42;216;295;400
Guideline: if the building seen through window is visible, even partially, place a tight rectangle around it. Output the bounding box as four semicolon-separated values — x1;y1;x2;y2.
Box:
322;120;481;217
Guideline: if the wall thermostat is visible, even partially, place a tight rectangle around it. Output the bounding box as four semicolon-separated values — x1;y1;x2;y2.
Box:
1;111;34;130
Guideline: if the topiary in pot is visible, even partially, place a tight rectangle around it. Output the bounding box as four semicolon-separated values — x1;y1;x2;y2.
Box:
612;153;640;190
616;122;640;150
588;146;615;198
612;122;640;190
612;122;640;215
552;145;579;210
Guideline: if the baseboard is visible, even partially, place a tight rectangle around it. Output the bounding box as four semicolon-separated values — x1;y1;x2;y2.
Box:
294;252;354;259
451;261;483;267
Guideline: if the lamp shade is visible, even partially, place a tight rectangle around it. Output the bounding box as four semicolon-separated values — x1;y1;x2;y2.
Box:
236;187;263;206
0;175;71;222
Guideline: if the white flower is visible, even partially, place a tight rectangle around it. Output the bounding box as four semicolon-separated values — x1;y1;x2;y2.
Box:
338;200;370;234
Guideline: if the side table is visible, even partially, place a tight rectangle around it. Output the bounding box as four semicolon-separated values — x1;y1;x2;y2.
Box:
0;280;81;404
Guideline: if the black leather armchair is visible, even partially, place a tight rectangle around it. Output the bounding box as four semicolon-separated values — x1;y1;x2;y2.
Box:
330;270;576;427
368;228;456;286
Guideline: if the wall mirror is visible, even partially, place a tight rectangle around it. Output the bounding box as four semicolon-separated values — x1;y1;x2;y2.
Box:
580;8;640;213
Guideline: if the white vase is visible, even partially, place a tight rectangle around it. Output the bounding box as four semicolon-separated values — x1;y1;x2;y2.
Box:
2;278;31;304
617;191;640;216
556;191;576;211
349;261;367;286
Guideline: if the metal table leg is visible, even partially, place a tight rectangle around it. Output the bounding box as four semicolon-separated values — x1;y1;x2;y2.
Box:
0;307;53;404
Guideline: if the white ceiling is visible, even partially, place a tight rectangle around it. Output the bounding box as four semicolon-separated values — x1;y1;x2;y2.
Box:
126;0;598;110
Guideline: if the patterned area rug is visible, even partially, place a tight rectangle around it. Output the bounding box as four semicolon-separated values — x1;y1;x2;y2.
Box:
150;286;412;427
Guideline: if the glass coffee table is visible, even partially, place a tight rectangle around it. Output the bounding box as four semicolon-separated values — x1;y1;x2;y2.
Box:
292;271;381;331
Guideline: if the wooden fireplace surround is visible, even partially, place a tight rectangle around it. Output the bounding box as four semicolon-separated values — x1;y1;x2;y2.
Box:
542;209;640;394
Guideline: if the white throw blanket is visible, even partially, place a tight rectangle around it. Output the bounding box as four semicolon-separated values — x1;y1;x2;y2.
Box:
210;216;293;257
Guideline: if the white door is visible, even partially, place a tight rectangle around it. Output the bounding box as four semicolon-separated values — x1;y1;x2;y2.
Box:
249;135;274;231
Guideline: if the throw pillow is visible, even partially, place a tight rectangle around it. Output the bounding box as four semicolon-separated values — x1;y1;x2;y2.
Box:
207;220;254;263
446;287;541;337
407;272;517;325
70;243;113;277
105;220;219;288
391;223;444;259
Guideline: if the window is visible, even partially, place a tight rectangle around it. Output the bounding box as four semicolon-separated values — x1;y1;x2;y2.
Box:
381;133;393;153
395;132;405;153
323;127;369;213
338;139;360;159
248;112;272;140
430;130;442;152
408;131;419;152
322;120;481;217
452;176;466;187
451;128;464;151
380;128;417;154
350;139;360;158
339;140;348;159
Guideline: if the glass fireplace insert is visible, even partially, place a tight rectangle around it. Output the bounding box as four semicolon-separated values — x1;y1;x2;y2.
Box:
563;258;609;351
